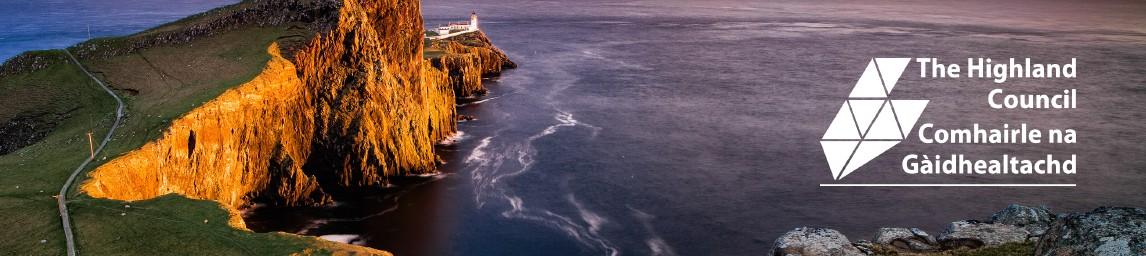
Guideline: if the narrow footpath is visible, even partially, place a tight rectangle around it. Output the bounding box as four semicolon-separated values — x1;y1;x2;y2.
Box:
59;49;126;256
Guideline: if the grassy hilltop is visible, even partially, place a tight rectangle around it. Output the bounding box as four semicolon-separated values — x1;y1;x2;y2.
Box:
0;1;381;255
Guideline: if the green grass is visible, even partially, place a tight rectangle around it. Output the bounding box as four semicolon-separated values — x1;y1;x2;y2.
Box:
424;49;446;59
0;8;366;256
0;53;115;255
69;195;318;255
75;25;300;161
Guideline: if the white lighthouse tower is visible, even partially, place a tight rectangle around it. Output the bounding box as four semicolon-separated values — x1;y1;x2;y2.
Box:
468;11;479;31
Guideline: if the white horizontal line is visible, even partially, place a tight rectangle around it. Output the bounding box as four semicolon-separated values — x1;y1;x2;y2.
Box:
819;184;1076;187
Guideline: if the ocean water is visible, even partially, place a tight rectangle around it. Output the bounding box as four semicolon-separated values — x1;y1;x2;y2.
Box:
0;0;238;62
6;0;1146;255
252;0;1146;255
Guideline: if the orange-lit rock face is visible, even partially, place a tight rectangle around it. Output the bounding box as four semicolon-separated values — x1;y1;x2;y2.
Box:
83;0;457;208
429;32;517;97
83;44;321;208
293;0;455;186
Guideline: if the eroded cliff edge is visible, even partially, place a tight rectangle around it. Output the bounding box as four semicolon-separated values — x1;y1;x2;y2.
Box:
79;0;513;217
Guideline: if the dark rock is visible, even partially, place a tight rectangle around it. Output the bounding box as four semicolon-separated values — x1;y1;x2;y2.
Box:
771;227;865;256
0;112;68;155
911;228;939;245
992;204;1054;236
0;51;67;78
851;240;875;255
874;227;939;252
939;220;1029;248
1035;207;1146;256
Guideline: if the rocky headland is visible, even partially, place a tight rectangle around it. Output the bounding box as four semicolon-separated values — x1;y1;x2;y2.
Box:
0;0;512;254
771;205;1146;256
74;0;513;210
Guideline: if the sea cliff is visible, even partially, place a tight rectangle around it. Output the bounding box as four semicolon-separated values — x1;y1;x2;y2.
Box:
427;31;518;97
0;0;512;253
79;0;511;215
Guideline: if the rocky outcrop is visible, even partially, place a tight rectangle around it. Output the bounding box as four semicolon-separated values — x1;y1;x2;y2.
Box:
992;204;1053;236
82;43;321;209
938;220;1030;248
0;50;67;78
855;205;1039;254
82;0;503;210
873;227;939;252
0;113;65;155
427;31;517;97
1035;207;1146;256
291;0;456;185
771;227;865;256
773;205;1146;255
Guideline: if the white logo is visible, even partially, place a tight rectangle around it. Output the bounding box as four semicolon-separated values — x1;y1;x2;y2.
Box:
821;58;928;180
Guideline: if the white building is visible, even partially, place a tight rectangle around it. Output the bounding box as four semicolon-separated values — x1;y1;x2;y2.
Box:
468;11;478;31
429;12;479;39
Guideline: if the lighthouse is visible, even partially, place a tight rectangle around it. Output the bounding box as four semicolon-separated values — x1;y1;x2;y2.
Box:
468;11;479;31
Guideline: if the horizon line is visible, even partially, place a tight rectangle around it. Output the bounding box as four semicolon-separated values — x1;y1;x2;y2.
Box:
819;183;1076;187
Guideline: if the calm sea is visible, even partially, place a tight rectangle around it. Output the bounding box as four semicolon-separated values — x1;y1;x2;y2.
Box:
6;0;1145;255
0;0;238;62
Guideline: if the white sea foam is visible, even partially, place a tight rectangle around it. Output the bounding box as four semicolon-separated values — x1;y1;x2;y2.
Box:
630;206;678;256
646;238;677;256
438;131;467;145
465;137;493;165
461;49;619;255
465;111;618;255
457;96;498;107
416;171;446;178
318;234;360;245
297;219;328;234
568;194;607;233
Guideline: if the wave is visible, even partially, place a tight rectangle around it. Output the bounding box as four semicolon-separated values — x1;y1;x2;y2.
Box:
465;136;494;166
461;46;625;255
319;234;364;245
438;130;468;145
466;109;617;255
457;91;517;107
298;219;329;234
630;206;678;256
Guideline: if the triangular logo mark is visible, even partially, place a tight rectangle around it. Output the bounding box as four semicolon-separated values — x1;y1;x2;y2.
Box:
848;59;887;98
848;99;884;136
875;58;911;93
821;58;928;180
823;104;861;140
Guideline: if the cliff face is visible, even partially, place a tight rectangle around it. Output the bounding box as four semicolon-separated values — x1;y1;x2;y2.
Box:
82;43;320;208
291;0;456;188
81;0;482;209
427;31;517;97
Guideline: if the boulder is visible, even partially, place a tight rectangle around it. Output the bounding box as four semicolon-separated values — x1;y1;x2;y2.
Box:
992;204;1054;236
772;227;866;256
873;227;939;251
851;240;875;255
1035;207;1146;256
938;220;1029;248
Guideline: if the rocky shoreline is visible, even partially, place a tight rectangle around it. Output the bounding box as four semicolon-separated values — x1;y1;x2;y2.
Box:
771;205;1145;256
